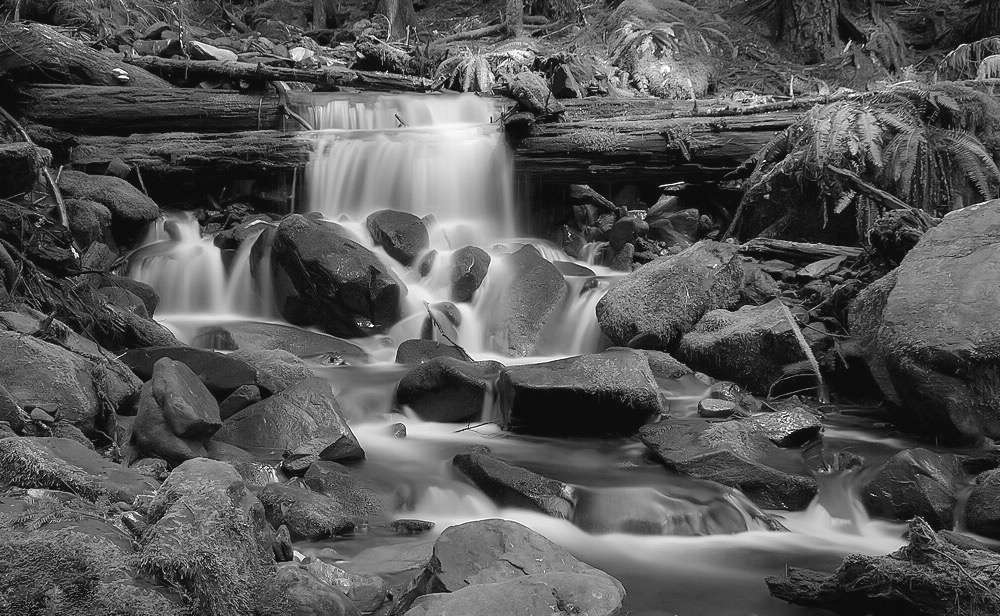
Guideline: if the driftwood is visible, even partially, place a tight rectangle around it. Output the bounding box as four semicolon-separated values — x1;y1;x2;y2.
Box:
0;22;170;88
738;238;864;261
124;56;433;92
13;85;286;134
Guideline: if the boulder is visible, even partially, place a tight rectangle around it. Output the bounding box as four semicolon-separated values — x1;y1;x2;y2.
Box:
301;558;387;613
57;170;159;246
66;197;111;248
231;348;312;394
453;452;575;519
215;377;364;460
965;469;1000;539
99;275;159;315
497;350;661;436
698;398;737;418
219;384;263;419
394;339;466;364
192;320;368;363
257;483;354;540
550;63;583;98
597;240;745;350
132;358;222;464
272;214;405;337
97;286;149;318
265;563;361;616
366;209;429;266
396;518;621;611
483;245;568;356
861;448;963;529
121;346;257;397
751;408;822;447
138;458;275;616
450;245;490;302
0;436;155;503
405;572;624;616
640;418;817;510
395;357;502;423
676;299;831;394
849;201;1000;441
626;348;694;380
508;71;564;115
303;461;385;522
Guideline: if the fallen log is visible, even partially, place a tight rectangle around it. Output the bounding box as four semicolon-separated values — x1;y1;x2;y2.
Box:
124;56;433;92
13;85;286;134
0;22;170;88
738;238;865;261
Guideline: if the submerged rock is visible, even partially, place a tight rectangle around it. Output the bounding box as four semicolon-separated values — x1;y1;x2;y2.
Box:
395;357;502;423
849;200;1000;441
272;214;405;337
497;350;661;436
597;240;745;350
366;209;430;266
453;452;575;519
640;418;817;510
861;448;964;530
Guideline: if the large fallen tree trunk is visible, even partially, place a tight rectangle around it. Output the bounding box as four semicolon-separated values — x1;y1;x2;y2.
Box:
12;85;286;134
0;22;170;88
124;56;433;92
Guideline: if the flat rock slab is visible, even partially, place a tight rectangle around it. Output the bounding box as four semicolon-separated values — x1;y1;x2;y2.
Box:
191;320;368;363
121;346;258;396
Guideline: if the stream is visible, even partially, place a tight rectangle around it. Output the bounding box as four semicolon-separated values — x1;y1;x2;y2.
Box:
126;93;916;615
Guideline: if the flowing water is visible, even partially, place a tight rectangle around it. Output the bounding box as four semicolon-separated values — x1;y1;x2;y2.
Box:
127;93;917;614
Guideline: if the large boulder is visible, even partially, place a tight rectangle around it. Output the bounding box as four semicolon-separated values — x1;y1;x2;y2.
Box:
396;518;621;612
452;452;575;519
639;418;817;510
138;458;274;616
450;246;490;302
861;448;963;530
850;200;1000;441
121;346;257;397
231;348;313;394
264;563;361;616
0;436;155;502
303;460;385;523
965;469;1000;539
404;572;624;616
676;299;831;394
395;357;502;423
497;350;661;436
132;358;222;464
271;214;405;337
57;170;159;247
257;483;355;540
482;245;568;357
300;558;387;613
214;377;364;460
191;320;367;363
596;240;745;350
366;209;429;266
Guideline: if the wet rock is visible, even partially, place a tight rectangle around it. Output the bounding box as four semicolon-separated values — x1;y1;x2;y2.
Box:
849;201;1000;441
395;357;502;423
97;285;149;318
395;339;466;364
273;524;294;562
767;518;1000;616
396;518;621;611
66;197;111;248
132;358;222;464
215;377;364;460
231;348;312;394
497;350;661;436
99;275;159;316
391;519;435;535
138;458;274;615
597;240;745;350
390;422;407;438
965;469;1000;539
366;209;430;266
57;170;159;247
861;448;963;529
483;245;568;356
552;260;595;277
0;436;155;502
420;301;462;341
405;572;625;616
508;71;564;115
450;245;490;302
272;214;405;337
192;320;368;363
303;460;385;523
258;482;354;540
640;418;817;510
265;564;361;616
597;240;635;272
121;346;257;397
219;384;263;419
568;184;616;212
624;348;694;380
752;408;822;447
609;216;645;250
698;398;737;418
676;299;831;394
708;381;762;413
453;452;575;519
302;558;388;613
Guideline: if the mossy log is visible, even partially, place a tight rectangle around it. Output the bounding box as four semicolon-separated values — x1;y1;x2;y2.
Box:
0;22;170;88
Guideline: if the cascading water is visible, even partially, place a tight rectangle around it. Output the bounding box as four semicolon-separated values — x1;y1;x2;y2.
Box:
127;93;912;615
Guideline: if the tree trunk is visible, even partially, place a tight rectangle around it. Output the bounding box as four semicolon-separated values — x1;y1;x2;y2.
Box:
779;0;840;63
313;0;328;29
374;0;418;40
506;0;524;37
970;0;1000;40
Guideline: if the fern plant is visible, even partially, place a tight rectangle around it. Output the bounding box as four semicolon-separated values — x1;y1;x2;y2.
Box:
730;82;1000;243
434;43;535;93
609;18;733;73
936;36;1000;80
